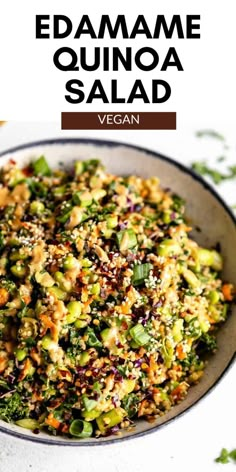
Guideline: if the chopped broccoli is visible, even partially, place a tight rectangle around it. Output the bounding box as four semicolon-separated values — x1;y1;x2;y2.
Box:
0;392;29;422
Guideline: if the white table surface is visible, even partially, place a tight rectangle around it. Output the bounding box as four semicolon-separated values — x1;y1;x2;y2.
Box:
0;122;235;472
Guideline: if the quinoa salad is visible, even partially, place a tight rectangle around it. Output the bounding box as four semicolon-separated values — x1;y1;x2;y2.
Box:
0;157;234;439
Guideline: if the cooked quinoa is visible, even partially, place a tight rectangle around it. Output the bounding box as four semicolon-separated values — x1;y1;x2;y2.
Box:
0;157;234;438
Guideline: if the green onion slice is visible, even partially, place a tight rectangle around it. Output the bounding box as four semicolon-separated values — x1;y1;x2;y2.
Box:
129;324;150;346
132;263;153;286
69;419;93;438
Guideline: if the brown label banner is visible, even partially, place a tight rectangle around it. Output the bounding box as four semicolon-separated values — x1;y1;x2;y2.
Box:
61;112;176;130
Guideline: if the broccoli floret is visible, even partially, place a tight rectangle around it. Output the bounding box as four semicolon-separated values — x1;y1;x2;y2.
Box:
0;392;29;422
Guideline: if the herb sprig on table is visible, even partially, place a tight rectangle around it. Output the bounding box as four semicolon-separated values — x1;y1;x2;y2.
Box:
191;129;236;209
215;448;236;464
195;129;226;142
191;162;236;185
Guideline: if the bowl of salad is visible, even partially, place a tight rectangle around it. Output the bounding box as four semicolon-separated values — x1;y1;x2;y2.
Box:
0;138;235;445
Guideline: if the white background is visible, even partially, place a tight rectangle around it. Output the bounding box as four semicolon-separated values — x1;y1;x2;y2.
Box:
0;0;236;471
0;0;235;131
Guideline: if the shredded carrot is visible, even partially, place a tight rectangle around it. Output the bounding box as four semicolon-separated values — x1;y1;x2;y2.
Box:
120;303;131;315
40;314;58;342
206;314;217;324
172;364;182;372
21;222;30;229
171;382;188;401
0;354;8;373
176;344;187;360
40;314;55;328
222;283;234;301
45;413;60;429
22;295;31;305
120;287;136;314
83;296;94;309
0;287;9;306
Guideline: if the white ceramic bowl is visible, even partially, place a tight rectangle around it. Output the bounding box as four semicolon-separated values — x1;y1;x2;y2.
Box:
0;138;235;446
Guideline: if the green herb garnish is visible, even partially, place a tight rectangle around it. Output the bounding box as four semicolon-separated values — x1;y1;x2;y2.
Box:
195;129;225;141
191;161;236;185
33;156;51;177
132;263;153;286
191;162;225;184
215;448;236;464
0;393;28;422
215;448;230;464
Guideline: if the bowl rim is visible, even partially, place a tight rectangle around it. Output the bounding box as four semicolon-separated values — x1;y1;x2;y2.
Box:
0;136;235;447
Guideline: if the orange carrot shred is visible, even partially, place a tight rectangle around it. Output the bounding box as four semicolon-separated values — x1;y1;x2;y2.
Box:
222;283;234;301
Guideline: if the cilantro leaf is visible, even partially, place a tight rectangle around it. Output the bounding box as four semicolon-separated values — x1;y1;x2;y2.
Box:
215;448;236;464
195;129;225;141
215;448;230;464
229;450;236;462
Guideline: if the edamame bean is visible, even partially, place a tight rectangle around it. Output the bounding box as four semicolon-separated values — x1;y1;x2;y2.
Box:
15;348;27;361
30;201;45;215
11;264;26;278
63;255;77;270
157;239;181;257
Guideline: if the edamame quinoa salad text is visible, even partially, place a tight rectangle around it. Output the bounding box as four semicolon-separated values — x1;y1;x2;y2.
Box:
0;157;234;438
